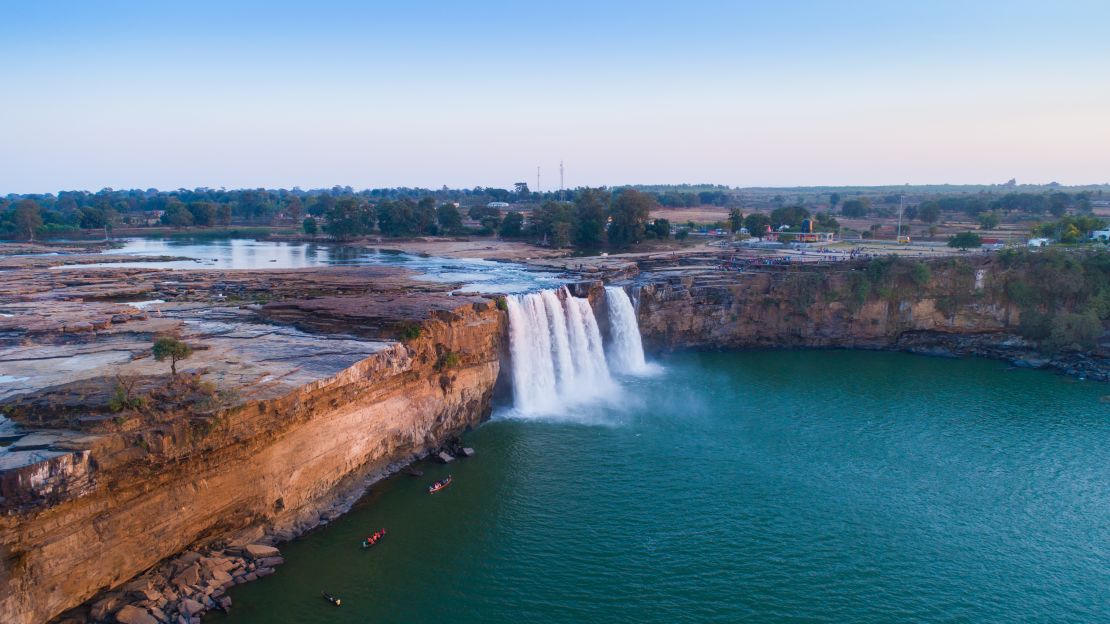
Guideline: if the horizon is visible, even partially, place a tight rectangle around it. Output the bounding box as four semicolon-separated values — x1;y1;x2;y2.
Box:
3;1;1109;192
6;179;1110;198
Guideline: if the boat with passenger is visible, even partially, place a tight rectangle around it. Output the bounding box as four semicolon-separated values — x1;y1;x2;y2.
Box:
428;475;452;494
362;528;387;548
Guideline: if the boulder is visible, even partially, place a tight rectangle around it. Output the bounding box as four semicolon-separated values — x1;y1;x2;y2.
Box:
122;578;154;594
272;528;295;542
218;596;232;612
243;543;280;559
241;572;258;583
210;567;233;584
255;567;275;577
227;526;265;547
179;598;205;616
115;605;158;624
459;447;476;457
171;563;199;589
434;451;455;464
91;596;121;620
256;556;284;568
177;552;203;564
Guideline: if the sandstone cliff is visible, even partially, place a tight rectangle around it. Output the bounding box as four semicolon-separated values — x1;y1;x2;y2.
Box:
0;297;504;624
632;253;1109;380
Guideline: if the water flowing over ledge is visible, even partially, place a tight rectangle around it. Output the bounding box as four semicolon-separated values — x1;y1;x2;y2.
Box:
605;286;660;376
504;286;657;417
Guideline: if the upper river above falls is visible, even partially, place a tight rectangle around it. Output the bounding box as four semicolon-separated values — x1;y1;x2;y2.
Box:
53;237;565;293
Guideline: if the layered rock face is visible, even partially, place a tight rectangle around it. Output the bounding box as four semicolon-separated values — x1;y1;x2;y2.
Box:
633;255;1109;380
0;296;504;624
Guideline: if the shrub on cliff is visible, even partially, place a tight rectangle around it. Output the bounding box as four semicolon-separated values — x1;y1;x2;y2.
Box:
1048;311;1103;351
108;374;148;412
436;352;461;370
153;337;193;376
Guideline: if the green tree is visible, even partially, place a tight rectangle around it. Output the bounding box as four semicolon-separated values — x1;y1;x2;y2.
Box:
162;202;194;227
377;199;417;236
573;188;609;248
947;231;983;250
188;201;216;227
13;199;43;241
815;212;840;232
743;213;772;237
499;211;524;237
829;192;841;210
978;211;1000;230
840;198;870;218
530;200;573;246
917;201;941;224
415;197;438;235
436;203;463;233
608;189;655;246
770;205;809;229
325;197;373;239
302;217;317;235
728;208;744;233
286;196;305;223
153;337;192;376
1048;311;1102;351
646;218;671;239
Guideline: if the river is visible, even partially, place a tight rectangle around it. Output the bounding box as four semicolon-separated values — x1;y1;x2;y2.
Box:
57;237;563;293
210;349;1110;623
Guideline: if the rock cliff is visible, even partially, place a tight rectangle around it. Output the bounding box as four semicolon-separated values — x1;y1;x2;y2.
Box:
0;293;504;624
631;253;1109;380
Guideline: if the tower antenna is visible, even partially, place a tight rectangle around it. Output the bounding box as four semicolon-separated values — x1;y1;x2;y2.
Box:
559;160;565;202
537;166;541;194
897;194;905;243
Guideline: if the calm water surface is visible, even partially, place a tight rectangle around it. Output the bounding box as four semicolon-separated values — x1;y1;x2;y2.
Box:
63;238;562;293
211;351;1110;623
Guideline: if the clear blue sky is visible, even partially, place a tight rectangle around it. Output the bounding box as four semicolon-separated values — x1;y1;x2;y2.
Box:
2;1;1108;193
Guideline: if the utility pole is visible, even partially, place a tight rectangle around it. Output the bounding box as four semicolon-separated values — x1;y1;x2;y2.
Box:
537;166;541;194
559;160;565;202
897;194;905;243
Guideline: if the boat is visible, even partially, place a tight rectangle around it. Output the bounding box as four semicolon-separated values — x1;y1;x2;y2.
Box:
428;475;453;494
361;528;387;548
322;591;341;606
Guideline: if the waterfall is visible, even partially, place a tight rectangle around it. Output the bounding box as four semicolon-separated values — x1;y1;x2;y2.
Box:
505;287;614;414
604;286;651;375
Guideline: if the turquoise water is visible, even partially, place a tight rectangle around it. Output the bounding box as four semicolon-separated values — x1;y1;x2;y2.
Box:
60;238;563;293
212;351;1110;623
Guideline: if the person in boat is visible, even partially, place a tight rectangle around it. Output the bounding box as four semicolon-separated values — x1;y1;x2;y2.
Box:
322;591;341;606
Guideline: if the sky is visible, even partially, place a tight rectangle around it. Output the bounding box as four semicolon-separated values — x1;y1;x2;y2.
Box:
2;0;1109;193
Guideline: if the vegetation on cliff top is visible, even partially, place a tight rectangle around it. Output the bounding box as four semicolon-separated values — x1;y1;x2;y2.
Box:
996;248;1110;351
